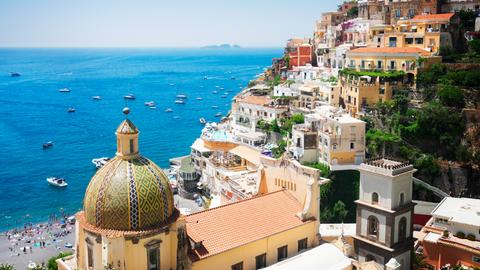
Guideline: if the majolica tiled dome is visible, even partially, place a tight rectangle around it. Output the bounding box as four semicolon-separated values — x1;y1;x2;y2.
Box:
83;111;175;231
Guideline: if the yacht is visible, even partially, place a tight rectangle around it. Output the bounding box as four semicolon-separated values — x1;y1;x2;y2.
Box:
92;96;102;100
10;72;21;77
46;177;68;187
67;108;75;113
165;108;173;113
42;141;54;149
58;88;70;93
92;157;110;169
175;100;186;104
176;94;187;99
215;112;222;117
124;94;135;100
145;101;155;107
199;118;207;124
196;97;203;101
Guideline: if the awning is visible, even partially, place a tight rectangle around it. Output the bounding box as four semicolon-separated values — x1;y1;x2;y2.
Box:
228;145;261;166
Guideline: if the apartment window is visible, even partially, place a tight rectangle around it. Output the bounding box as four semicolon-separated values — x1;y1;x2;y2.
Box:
277;245;288;262
354;97;357;106
377;60;382;69
406;38;413;45
473;256;480;264
350;60;355;68
350;142;355;149
361;60;365;68
389;37;397;47
415;38;424;45
255;254;267;269
298;238;308;252
231;262;244;270
395;9;401;18
379;88;385;95
389;61;396;70
400;193;405;205
408;8;415;17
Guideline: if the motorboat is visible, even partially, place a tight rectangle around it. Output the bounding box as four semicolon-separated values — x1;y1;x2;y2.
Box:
176;94;187;99
219;87;224;90
165;108;173;113
203;76;208;80
58;88;70;93
169;83;175;86
199;118;207;124
224;92;229;95
92;157;110;169
42;141;54;149
175;100;185;104
173;116;181;119
215;112;222;117
67;108;75;113
46;177;68;187
196;97;203;101
92;96;101;100
231;76;236;80
10;72;21;77
149;106;157;109
220;95;227;98
145;101;155;107
211;105;219;109
212;91;218;94
124;94;135;100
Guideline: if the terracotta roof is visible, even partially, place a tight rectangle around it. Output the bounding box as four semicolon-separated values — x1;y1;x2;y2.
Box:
349;47;431;56
186;190;313;260
239;95;271;106
412;13;455;21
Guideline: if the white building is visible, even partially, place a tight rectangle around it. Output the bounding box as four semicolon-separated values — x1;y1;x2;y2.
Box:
430;197;480;240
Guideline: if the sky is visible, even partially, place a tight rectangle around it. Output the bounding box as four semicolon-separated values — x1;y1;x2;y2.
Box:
0;0;342;48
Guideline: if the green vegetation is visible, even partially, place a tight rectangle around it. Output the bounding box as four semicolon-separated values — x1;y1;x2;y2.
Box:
304;162;330;178
0;264;14;270
257;114;304;136
271;139;287;158
438;84;464;108
268;75;282;87
48;251;73;270
347;6;358;18
339;68;405;79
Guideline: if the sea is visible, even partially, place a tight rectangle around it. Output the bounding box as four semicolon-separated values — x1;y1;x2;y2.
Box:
0;48;282;231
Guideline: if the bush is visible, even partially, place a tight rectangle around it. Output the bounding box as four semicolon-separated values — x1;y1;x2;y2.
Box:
443;230;450;237
0;264;15;270
467;233;476;241
48;251;73;270
437;84;464;108
455;231;466;239
304;162;330;177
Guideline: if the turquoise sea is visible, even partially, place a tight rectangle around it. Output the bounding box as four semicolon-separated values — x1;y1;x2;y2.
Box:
0;48;281;231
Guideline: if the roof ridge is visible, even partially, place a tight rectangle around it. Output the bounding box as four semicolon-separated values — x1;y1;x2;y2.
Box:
186;189;286;217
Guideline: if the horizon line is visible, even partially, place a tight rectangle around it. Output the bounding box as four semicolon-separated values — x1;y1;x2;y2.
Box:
0;45;284;49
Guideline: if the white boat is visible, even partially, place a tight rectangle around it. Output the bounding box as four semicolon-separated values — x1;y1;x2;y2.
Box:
165;108;173;113
200;118;207;124
169;83;175;86
92;96;101;100
92;157;110;169
149;106;157;109
211;105;219;109
58;88;70;93
46;177;68;187
124;94;135;100
145;101;155;107
175;100;185;104
196;97;203;101
220;95;227;98
42;141;54;149
212;91;218;94
173;116;180;119
215;112;222;117
176;94;187;99
203;76;208;80
67;108;75;113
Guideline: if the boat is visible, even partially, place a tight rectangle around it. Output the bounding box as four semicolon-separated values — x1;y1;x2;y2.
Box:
165;108;173;113
211;105;219;109
145;101;155;107
10;72;21;77
67;108;75;113
176;94;187;99
92;96;101;100
199;118;207;124
203;76;208;80
58;88;70;93
175;100;186;104
196;97;203;101
169;83;175;86
46;177;68;187
92;157;110;169
219;87;224;90
215;112;222;117
220;95;227;98
173;116;181;119
231;76;236;80
212;91;218;94
149;106;157;109
42;141;54;149
224;92;229;95
124;94;135;100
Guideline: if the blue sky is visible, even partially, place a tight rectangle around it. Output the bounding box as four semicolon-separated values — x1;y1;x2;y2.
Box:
0;0;342;47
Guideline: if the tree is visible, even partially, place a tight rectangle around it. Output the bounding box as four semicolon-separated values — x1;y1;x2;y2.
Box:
332;200;348;222
347;6;359;18
0;264;14;270
366;129;401;157
48;251;73;270
438;84;464;108
413;253;430;270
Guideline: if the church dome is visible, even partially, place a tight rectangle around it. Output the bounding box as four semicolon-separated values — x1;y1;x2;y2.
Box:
83;109;175;231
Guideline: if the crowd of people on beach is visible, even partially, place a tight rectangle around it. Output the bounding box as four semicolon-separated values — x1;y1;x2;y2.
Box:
1;214;75;258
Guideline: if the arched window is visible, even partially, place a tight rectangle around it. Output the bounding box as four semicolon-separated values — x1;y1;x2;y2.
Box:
398;217;407;241
372;192;379;205
399;193;405;206
368;216;379;239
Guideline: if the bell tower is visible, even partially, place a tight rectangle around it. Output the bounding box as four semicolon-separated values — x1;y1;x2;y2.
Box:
353;158;416;270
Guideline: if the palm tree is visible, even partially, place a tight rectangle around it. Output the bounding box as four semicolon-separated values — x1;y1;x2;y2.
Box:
413;253;430;270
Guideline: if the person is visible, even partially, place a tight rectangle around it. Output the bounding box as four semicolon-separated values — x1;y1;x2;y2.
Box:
23;246;26;253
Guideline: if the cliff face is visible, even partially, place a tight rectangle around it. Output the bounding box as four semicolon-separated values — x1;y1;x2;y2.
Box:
432;164;480;197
